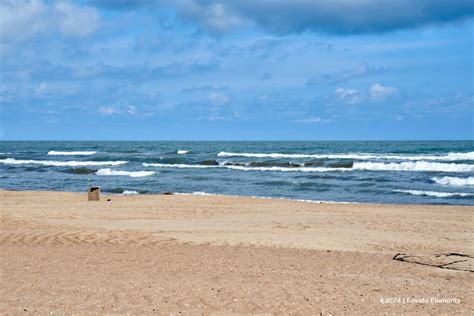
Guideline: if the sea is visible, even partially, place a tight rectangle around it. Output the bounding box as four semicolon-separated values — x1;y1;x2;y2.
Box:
0;141;473;205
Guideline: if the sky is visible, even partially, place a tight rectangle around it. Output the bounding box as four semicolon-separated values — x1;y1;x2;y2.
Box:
0;0;473;140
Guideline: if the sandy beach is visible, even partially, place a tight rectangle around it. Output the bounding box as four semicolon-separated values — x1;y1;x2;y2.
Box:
0;189;472;314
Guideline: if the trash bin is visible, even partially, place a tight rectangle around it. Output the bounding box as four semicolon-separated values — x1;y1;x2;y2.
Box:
88;186;100;201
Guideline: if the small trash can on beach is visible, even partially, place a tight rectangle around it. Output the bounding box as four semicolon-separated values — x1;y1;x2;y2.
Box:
88;186;100;201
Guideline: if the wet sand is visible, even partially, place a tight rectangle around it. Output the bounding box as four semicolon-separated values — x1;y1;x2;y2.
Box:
0;190;472;314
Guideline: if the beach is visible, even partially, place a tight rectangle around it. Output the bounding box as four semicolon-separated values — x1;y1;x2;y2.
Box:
0;190;472;314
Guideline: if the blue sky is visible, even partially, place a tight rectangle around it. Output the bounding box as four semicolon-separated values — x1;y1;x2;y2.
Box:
0;0;473;140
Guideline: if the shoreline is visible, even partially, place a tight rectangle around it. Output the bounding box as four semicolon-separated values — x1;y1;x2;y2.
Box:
1;189;473;313
2;188;473;207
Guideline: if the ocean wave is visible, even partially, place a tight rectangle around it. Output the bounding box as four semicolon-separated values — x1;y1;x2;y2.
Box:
352;161;474;172
96;168;155;177
143;163;218;169
143;162;346;172
431;176;474;186
191;191;215;196
226;161;318;168
105;187;147;194
142;160;474;173
393;189;474;198
217;151;474;161
47;151;97;156
177;150;189;155
175;191;216;196
176;191;351;203
64;167;97;174
225;165;345;172
122;190;139;195
199;159;220;165
0;158;128;167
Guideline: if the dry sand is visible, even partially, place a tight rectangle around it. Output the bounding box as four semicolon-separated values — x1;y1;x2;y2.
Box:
0;190;473;314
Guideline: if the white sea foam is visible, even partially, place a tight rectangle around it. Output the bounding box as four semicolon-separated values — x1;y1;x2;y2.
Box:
143;162;345;172
393;189;474;198
177;150;189;155
47;151;96;156
190;191;215;196
96;168;155;177
0;158;127;167
176;191;351;203
225;165;346;172
175;191;216;196
217;151;474;161
143;163;218;169
143;160;474;173
431;176;474;186
122;190;139;195
352;161;474;172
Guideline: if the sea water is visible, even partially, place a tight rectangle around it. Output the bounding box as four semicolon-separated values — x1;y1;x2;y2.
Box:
0;141;473;205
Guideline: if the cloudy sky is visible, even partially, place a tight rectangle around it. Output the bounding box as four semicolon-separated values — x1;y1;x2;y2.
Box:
0;0;473;140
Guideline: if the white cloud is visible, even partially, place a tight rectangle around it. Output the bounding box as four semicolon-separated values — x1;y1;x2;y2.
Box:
99;106;118;115
335;87;362;105
0;0;99;46
126;105;137;115
177;2;250;35
98;105;154;118
294;116;321;124
369;83;398;101
53;2;99;37
0;0;48;42
208;92;230;106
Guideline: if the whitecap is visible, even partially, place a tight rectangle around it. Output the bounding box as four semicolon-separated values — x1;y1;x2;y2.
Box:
143;162;345;172
0;158;127;167
142;160;474;173
175;191;216;196
177;150;189;155
393;189;474;198
352;161;474;172
431;176;474;186
217;151;474;161
47;151;96;156
143;163;218;169
225;165;346;172
96;168;155;177
122;190;139;195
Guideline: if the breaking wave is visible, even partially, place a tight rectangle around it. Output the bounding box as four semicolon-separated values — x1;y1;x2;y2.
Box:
47;151;96;156
352;161;474;172
143;163;218;169
0;158;128;167
143;162;347;172
96;168;155;177
225;165;345;172
431;176;474;186
217;151;474;161
143;160;474;173
393;189;474;198
122;190;139;195
177;150;189;155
